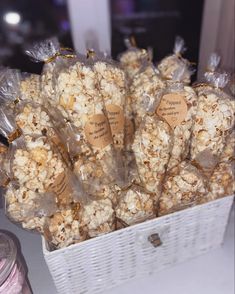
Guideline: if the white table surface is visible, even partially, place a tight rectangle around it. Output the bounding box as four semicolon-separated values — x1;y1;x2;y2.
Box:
0;205;234;294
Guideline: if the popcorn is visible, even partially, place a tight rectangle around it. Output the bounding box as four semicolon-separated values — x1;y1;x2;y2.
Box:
41;62;55;99
115;185;156;226
12;136;65;194
56;61;99;124
74;158;118;204
220;130;235;162
94;61;126;150
190;89;235;161
5;185;47;233
201;162;234;203
20;74;41;103
208;162;234;200
80;198;115;238
159;161;207;216
158;57;191;84
129;65;165;129
132;115;172;193
46;207;85;249
15;104;53;136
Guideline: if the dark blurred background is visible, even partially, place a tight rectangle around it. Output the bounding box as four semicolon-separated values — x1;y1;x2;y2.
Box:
0;0;73;73
0;0;204;74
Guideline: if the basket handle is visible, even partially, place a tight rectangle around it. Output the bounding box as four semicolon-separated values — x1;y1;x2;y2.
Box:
148;233;162;248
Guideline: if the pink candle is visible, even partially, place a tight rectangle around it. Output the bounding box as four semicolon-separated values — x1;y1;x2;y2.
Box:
0;232;32;294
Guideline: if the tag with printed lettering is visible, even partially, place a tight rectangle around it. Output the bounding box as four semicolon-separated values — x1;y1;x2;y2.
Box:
156;93;188;128
106;104;124;135
84;114;113;148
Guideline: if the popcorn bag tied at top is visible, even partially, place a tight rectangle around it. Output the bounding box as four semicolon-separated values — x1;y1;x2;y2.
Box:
25;37;76;104
157;36;193;84
156;65;198;171
119;36;152;82
190;53;235;177
54;53;126;189
91;51;126;152
25;37;59;100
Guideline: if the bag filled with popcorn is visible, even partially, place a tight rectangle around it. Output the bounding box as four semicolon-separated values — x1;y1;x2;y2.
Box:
156;64;198;170
53;54;126;189
123;62;166;188
4;182;58;234
190;53;235;177
89;51;127;152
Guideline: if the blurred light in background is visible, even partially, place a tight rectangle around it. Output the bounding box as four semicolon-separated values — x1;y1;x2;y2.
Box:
3;11;21;25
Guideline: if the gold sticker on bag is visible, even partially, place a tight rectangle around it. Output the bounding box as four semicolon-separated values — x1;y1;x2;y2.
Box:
47;171;73;205
106;104;124;134
84;114;112;148
156;93;188;128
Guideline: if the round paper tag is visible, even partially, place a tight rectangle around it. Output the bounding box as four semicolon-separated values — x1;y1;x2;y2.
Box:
106;104;124;135
84;114;113;148
156;93;188;128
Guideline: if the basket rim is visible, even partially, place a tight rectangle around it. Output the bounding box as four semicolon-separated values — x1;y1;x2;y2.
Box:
42;194;234;256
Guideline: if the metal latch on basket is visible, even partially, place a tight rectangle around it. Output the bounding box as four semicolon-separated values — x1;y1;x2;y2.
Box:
148;233;162;248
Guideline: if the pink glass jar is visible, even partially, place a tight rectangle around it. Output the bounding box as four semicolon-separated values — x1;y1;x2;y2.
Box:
0;232;32;294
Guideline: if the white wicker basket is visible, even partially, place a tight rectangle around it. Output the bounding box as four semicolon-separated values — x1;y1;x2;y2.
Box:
42;195;234;294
